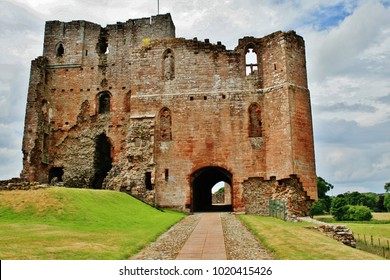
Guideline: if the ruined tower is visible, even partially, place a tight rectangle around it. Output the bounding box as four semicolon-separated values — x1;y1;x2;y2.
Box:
21;14;317;218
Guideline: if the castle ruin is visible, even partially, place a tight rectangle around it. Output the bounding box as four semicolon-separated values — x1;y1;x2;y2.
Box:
21;14;317;217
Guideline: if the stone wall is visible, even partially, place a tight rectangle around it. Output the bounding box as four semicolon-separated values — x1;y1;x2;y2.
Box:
306;224;356;248
242;175;313;218
299;217;356;248
0;179;41;191
20;13;317;212
105;116;156;205
212;191;225;204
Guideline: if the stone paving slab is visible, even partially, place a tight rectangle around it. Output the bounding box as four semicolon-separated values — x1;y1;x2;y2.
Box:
176;212;227;260
131;212;274;260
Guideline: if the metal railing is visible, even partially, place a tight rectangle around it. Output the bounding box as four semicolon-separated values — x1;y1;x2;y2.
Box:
269;199;287;221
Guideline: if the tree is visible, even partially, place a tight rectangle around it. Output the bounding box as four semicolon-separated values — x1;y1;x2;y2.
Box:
384;194;390;212
310;200;326;216
342;191;378;211
344;191;361;205
313;176;334;213
317;177;334;199
360;193;378;210
376;195;386;212
330;196;348;221
321;196;333;213
214;187;225;195
385;182;390;193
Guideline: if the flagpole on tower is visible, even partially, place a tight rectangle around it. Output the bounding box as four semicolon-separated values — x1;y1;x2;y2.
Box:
157;0;160;14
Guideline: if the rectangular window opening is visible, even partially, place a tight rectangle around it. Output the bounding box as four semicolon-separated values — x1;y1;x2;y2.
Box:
164;169;169;182
145;172;153;190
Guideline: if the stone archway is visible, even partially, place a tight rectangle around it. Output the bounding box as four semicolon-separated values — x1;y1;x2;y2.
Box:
190;166;232;212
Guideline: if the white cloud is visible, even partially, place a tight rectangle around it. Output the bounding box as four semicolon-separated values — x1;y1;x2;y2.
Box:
373;152;390;170
315;141;390;193
304;1;390;78
0;122;23;179
0;147;23;179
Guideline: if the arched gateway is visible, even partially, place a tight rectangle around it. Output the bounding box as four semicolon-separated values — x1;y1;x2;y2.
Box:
190;167;232;212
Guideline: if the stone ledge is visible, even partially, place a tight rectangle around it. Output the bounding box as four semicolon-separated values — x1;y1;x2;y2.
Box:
0;180;51;191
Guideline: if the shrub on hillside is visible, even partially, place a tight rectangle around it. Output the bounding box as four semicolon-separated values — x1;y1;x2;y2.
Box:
344;205;372;221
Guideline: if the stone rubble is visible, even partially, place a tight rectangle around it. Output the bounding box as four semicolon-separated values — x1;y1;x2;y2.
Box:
0;179;47;191
299;217;356;248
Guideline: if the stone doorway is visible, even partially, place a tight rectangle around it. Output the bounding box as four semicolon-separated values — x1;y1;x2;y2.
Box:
48;167;64;183
92;133;112;189
190;166;232;212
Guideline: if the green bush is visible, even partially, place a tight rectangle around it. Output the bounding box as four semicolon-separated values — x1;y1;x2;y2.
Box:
330;196;373;221
330;196;348;221
310;200;326;215
344;205;372;221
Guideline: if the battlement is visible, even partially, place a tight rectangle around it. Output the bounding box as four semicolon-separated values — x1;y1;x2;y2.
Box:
44;13;175;38
43;13;175;65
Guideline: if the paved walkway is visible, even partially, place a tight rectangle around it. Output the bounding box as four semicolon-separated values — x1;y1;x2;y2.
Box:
175;212;227;260
130;212;274;260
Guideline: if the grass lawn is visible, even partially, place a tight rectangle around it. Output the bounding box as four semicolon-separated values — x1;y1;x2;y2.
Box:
0;187;185;260
315;212;390;221
239;215;384;260
315;213;390;252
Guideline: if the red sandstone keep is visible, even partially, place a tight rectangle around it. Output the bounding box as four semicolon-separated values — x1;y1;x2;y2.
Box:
21;13;317;218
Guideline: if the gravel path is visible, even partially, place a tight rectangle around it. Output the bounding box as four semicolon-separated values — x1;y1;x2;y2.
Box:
130;212;274;260
130;214;202;260
221;213;275;260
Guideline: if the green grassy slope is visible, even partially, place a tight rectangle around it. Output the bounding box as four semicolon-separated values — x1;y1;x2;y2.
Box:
239;215;384;260
0;188;185;259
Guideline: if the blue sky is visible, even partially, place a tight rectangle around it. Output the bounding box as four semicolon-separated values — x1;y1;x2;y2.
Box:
0;0;389;195
302;3;354;30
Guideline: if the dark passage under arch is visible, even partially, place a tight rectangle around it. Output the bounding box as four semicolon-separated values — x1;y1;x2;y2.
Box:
92;133;112;189
191;166;233;212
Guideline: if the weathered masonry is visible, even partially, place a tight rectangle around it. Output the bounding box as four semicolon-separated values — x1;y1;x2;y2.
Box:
21;13;317;218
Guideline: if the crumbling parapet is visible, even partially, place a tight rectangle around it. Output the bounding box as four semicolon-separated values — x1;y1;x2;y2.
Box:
242;175;313;219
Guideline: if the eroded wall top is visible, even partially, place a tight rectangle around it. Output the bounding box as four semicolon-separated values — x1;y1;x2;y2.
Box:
43;13;176;65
